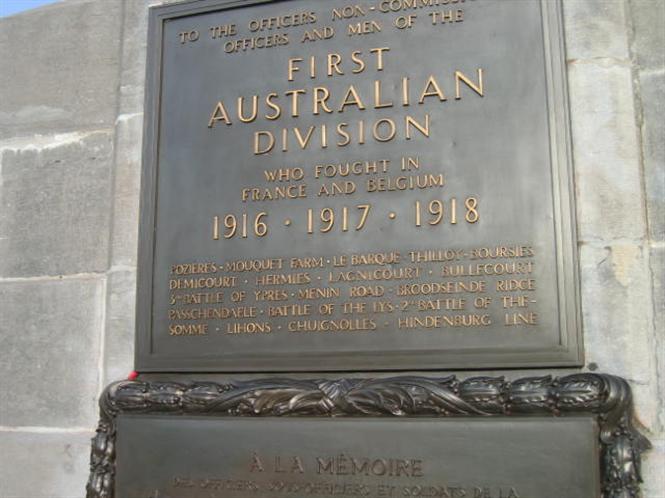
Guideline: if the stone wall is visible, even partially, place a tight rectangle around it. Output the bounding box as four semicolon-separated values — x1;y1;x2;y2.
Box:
0;0;662;496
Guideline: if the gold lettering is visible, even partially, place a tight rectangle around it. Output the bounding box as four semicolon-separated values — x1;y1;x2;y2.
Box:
405;114;430;139
351;50;366;73
265;93;281;120
327;53;344;76
313;87;333;115
373;118;396;142
455;68;484;99
339;85;366;111
402;76;410;106
337;122;351;146
208;101;232;127
293;126;316;149
237;95;259;123
288;57;302;81
254;131;275;155
419;75;446;103
285;88;306;117
374;80;393;108
369;47;390;70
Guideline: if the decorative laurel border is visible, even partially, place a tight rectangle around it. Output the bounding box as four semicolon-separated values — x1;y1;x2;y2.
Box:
86;374;650;498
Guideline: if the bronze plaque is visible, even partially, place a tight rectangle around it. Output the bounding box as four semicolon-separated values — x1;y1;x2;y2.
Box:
136;0;581;371
115;416;599;498
86;374;652;497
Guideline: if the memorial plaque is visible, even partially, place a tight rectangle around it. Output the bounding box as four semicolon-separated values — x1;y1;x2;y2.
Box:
115;416;599;498
136;0;582;371
87;375;651;498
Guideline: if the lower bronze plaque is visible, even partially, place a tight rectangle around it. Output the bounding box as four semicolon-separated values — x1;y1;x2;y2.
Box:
116;416;598;498
87;374;651;497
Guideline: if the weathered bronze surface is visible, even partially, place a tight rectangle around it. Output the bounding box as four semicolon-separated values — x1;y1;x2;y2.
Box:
115;416;598;498
87;374;650;498
136;0;582;372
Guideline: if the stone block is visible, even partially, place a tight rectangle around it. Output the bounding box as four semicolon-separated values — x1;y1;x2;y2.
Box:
118;0;151;116
0;131;114;277
103;269;137;385
642;438;665;498
563;0;630;61
0;431;92;498
111;114;142;267
578;243;658;430
0;277;103;428
568;63;645;242
0;0;123;139
118;0;186;115
639;70;665;242
650;245;665;430
629;0;665;70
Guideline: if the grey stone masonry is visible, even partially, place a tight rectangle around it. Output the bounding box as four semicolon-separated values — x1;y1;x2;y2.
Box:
0;0;123;139
102;269;137;386
0;278;103;429
0;431;93;498
627;5;665;495
1;1;127;496
0;0;662;497
0;131;115;277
